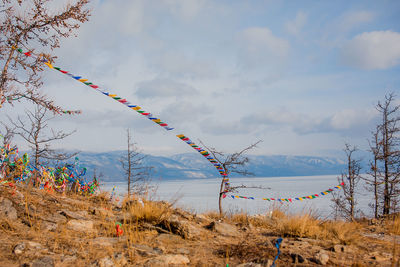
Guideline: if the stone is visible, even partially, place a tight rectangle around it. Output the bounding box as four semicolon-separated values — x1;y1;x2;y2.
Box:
13;241;44;256
114;253;128;266
165;215;190;238
97;256;114;267
290;253;306;263
66;219;94;232
146;254;190;266
44;213;67;224
134;244;163;257
159;214;204;240
32;256;54;267
176;247;190;255
0;197;18;220
165;216;205;239
13;243;25;255
92;237;124;247
60;209;87;220
26;241;42;250
155;233;183;243
206;221;239;237
194;214;211;224
62;255;77;264
288;240;311;249
41;221;57;232
315;250;329;265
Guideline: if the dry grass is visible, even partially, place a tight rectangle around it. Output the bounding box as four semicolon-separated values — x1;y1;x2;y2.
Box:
229;213;250;227
239;208;363;245
204;211;221;221
274;213;322;239
390;214;400;235
321;220;361;245
124;197;173;224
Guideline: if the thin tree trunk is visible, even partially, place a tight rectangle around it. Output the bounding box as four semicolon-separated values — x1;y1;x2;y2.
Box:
127;129;132;198
383;112;390;215
0;46;17;105
218;177;224;217
374;163;379;219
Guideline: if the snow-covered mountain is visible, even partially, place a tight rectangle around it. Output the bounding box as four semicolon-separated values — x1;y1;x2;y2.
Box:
64;151;349;182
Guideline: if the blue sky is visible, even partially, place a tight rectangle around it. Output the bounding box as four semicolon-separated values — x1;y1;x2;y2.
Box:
3;0;400;157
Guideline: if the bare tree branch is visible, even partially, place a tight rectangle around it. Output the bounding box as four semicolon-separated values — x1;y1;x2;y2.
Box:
199;139;262;216
8;105;76;169
0;0;91;111
331;143;362;221
120;128;153;198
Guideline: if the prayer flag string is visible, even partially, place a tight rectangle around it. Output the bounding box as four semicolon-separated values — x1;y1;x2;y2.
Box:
226;182;344;202
12;47;344;201
13;47;227;179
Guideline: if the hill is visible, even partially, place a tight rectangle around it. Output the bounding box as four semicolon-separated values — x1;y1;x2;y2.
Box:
0;182;397;266
73;152;348;182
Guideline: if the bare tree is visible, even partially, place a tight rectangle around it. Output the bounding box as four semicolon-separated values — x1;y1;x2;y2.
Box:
120;129;153;198
0;0;90;111
200;140;262;216
0;121;16;180
365;126;382;219
375;93;400;215
332;143;362;221
8;105;76;170
0;121;15;147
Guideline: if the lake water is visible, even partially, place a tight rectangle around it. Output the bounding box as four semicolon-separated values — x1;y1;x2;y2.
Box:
101;175;372;219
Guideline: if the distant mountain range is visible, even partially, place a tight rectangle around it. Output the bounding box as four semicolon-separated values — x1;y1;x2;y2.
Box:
59;151;352;182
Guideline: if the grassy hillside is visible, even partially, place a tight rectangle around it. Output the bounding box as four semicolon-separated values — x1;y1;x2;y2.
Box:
0;183;398;266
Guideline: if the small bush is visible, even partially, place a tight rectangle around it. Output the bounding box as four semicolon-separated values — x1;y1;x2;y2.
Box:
126;197;172;224
390;214;400;235
253;208;362;244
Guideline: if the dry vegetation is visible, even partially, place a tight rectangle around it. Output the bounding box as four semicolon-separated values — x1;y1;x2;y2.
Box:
0;183;399;266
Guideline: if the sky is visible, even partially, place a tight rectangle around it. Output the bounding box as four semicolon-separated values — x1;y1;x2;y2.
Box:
2;0;400;157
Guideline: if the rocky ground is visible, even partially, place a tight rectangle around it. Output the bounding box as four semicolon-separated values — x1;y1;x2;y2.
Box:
0;182;398;266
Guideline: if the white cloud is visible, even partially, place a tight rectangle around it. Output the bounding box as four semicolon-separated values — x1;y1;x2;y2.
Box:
154;51;217;79
162;0;207;21
340;30;400;69
338;11;375;33
161;101;212;123
329;109;378;130
238;107;378;136
285;11;307;36
318;10;375;49
97;0;147;36
237;27;290;69
135;78;197;99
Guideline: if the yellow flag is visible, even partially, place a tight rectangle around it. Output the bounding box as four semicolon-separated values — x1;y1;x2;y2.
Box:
79;79;88;82
44;62;53;69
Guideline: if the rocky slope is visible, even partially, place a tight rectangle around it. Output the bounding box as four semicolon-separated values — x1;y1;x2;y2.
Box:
0;182;398;266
